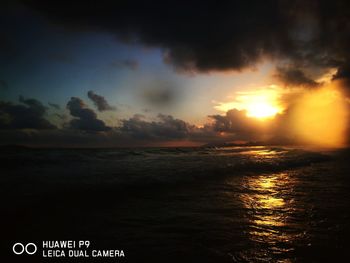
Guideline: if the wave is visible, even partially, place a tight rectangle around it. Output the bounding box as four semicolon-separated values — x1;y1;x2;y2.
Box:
0;146;332;189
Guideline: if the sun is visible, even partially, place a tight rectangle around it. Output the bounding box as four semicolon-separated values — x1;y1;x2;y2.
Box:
214;86;284;120
245;101;280;119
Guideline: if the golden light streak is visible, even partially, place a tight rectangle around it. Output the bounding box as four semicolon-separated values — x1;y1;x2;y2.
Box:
291;82;348;147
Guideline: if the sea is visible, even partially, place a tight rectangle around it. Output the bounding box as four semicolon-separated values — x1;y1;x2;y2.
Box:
1;146;350;262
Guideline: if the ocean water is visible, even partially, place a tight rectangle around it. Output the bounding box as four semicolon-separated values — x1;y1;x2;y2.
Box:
1;146;350;262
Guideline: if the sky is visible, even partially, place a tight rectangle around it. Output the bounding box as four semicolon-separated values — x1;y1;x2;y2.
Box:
1;0;350;147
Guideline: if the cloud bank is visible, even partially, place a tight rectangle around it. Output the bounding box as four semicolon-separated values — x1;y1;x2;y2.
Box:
1;84;349;147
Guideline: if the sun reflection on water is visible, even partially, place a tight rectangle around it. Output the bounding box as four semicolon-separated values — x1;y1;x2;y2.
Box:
239;171;300;257
240;147;288;159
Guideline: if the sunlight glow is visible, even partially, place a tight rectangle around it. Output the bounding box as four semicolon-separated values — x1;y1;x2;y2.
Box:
214;86;284;120
245;101;280;119
291;82;348;147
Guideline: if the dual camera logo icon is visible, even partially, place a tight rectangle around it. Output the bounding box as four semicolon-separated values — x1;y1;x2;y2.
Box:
12;243;37;255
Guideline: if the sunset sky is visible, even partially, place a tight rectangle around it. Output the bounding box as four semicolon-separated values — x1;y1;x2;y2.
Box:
1;1;350;147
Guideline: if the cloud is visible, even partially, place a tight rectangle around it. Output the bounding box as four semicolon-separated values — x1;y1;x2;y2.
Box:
66;97;111;131
0;97;56;129
119;111;273;144
208;109;266;140
120;114;196;139
87;91;116;112
0;106;296;147
0;113;205;147
275;67;319;87
19;95;48;113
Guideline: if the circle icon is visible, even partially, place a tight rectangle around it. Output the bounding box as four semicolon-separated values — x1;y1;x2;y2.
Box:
25;243;37;255
12;243;25;255
12;242;37;255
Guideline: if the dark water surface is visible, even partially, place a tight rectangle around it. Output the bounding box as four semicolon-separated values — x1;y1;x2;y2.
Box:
1;146;350;262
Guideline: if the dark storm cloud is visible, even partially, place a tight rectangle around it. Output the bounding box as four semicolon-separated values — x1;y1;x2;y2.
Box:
120;114;196;139
20;0;350;77
66;97;111;131
275;67;319;87
0;97;56;129
110;59;138;70
87;90;116;112
20;1;289;72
